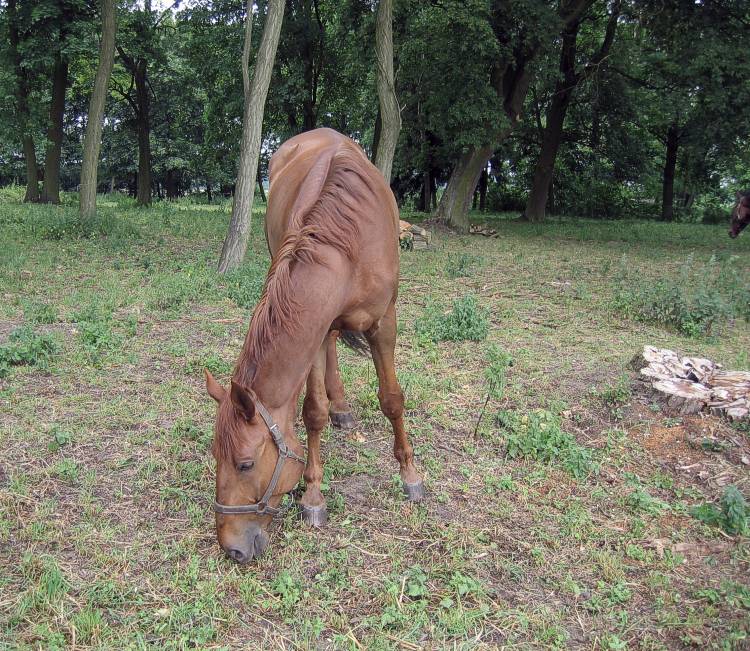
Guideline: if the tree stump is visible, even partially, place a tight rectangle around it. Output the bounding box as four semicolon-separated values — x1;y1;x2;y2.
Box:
635;346;749;421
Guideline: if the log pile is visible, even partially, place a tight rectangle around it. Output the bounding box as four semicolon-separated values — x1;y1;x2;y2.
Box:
399;220;431;250
635;346;749;420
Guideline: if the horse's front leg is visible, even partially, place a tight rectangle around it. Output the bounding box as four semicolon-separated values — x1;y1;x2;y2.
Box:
300;342;329;526
366;303;425;501
326;330;356;430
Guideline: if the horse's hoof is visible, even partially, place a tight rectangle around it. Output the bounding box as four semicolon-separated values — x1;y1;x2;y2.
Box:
329;411;355;430
403;481;425;502
300;504;328;527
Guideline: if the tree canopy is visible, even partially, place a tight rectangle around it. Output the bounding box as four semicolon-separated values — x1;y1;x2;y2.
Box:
1;0;748;227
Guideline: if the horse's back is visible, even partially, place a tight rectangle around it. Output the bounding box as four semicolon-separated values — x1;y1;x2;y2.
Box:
265;129;398;255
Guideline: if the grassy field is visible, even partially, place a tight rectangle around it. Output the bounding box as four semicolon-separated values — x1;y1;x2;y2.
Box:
1;193;749;650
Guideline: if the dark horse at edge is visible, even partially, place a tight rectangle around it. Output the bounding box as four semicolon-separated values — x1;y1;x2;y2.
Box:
205;128;424;563
730;190;750;238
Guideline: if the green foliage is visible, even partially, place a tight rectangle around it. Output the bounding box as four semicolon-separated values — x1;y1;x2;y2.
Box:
22;300;58;324
0;327;58;378
691;485;749;536
444;253;484;278
34;210;141;241
416;295;490;342
485;345;512;401
612;255;749;336
498;408;594;479
224;259;267;309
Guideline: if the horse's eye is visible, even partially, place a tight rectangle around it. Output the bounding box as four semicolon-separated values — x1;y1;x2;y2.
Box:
237;460;255;472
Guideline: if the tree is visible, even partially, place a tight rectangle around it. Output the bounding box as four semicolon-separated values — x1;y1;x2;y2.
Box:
217;0;285;274
6;0;39;202
80;0;116;219
373;0;399;183
524;1;619;221
434;0;595;231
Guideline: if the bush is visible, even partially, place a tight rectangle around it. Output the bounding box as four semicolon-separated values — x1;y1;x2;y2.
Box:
691;485;748;536
498;408;594;479
0;327;58;378
612;254;749;336
416;295;490;341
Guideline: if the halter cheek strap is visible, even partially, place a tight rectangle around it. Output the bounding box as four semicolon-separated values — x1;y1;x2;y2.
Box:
213;399;306;518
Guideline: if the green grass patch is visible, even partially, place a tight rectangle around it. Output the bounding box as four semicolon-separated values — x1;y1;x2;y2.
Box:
416;295;490;342
0;326;58;377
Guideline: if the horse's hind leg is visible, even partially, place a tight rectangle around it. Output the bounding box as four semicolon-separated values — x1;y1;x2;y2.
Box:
366;303;424;501
301;343;329;526
326;330;355;430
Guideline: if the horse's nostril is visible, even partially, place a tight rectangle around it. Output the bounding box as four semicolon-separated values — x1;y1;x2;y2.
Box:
227;547;249;563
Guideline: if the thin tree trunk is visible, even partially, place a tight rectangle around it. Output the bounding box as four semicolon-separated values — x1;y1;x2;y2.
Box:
218;0;285;273
420;169;431;213
80;0;116;219
661;123;679;222
257;167;267;202
41;55;69;204
435;144;495;232
134;60;151;206
7;0;39;202
478;168;488;212
373;0;400;182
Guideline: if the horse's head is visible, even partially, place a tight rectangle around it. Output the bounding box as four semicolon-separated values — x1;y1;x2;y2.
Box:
729;191;750;238
205;370;305;563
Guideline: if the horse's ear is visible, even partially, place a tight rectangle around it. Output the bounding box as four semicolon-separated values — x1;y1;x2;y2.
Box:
205;369;226;403
230;380;257;422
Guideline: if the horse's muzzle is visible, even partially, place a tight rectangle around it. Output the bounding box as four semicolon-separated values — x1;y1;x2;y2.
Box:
223;523;269;564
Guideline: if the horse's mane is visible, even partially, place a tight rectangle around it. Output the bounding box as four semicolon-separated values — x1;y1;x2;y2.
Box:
231;143;378;390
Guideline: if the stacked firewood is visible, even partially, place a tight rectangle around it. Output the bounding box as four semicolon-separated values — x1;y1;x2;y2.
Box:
399;220;431;250
634;346;749;420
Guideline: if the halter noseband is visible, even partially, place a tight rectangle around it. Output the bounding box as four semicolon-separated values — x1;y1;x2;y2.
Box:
213;399;306;518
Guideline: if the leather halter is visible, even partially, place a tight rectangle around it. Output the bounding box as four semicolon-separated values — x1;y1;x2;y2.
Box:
213;399;305;518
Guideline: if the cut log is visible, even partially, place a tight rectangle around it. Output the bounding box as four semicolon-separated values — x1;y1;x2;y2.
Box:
635;346;748;421
399;219;431;250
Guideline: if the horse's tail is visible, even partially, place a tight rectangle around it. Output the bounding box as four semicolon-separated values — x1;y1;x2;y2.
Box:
339;330;370;357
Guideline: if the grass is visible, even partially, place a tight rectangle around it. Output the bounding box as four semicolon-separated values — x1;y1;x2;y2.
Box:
0;197;749;649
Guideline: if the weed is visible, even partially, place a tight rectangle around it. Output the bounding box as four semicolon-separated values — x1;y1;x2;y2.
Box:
0;327;58;377
445;252;484;278
612;254;749;336
499;408;594;478
690;485;748;536
22;300;58;324
416;295;490;341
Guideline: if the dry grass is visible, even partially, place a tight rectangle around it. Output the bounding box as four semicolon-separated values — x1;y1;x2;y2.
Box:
0;199;749;650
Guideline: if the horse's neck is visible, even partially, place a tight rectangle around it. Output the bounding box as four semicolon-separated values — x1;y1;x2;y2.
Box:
240;260;347;412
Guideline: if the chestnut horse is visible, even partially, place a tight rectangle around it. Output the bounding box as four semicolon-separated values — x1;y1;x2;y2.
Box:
205;128;424;563
729;191;750;238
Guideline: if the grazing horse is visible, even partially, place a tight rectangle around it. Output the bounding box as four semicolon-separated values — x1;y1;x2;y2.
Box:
729;191;750;238
205;128;424;563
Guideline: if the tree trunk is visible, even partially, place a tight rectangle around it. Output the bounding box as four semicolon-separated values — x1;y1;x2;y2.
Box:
134;59;151;206
419;169;431;213
7;0;39;202
435;144;494;232
661;123;679;222
165;169;178;199
80;0;116;220
373;0;400;183
41;55;69;204
523;22;580;222
478;168;488;212
257;167;267;202
218;0;285;274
